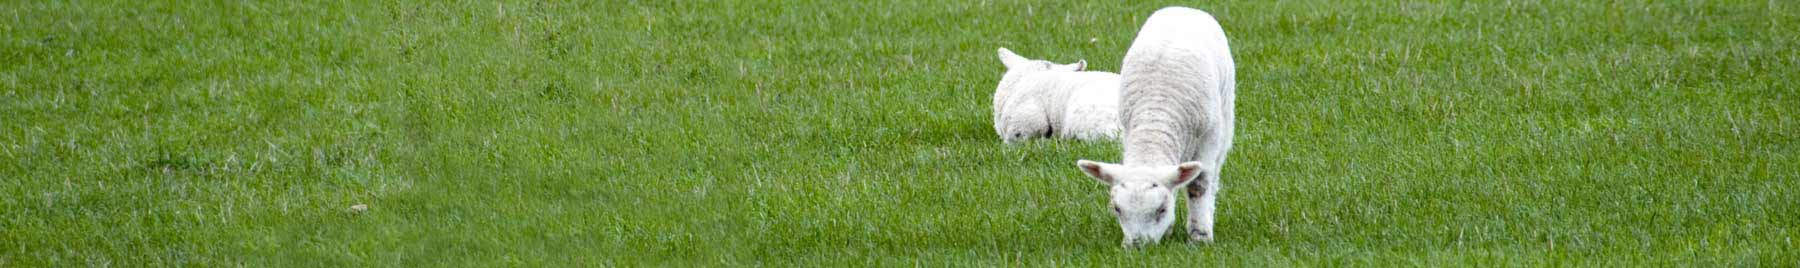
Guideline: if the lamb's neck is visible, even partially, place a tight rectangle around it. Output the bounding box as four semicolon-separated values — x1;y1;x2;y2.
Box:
1121;116;1185;167
1035;76;1082;131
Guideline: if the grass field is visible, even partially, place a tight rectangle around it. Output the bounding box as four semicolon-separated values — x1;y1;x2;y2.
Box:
5;0;1798;266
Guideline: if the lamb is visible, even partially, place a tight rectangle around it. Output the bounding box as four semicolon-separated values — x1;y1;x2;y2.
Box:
1073;6;1236;247
991;48;1124;144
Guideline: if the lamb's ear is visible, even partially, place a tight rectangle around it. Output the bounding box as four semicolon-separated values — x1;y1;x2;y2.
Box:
1077;160;1114;184
997;47;1028;69
1170;162;1208;187
1063;60;1088;71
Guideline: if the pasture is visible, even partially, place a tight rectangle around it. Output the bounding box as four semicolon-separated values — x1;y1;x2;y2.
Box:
3;0;1796;266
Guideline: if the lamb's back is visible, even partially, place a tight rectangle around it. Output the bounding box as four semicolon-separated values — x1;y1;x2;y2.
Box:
1059;72;1123;140
1118;7;1235;165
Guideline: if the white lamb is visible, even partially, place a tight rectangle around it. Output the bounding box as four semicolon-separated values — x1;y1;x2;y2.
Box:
1073;6;1236;247
992;48;1123;144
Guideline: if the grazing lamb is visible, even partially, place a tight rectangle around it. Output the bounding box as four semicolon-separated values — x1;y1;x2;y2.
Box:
992;48;1124;144
1074;6;1236;247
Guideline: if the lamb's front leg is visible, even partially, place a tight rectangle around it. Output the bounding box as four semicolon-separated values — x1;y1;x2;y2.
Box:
1186;174;1219;243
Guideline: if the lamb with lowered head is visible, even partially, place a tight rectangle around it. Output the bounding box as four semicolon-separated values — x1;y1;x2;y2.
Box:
1074;6;1237;248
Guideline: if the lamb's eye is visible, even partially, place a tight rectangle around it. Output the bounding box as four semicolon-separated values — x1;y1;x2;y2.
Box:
1155;206;1168;215
1111;206;1122;215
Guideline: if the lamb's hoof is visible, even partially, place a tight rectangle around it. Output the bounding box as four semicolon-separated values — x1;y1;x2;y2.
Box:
1189;230;1214;244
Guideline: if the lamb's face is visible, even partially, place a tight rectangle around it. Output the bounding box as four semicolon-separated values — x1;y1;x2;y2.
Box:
1076;160;1207;248
1110;180;1178;246
997;102;1050;144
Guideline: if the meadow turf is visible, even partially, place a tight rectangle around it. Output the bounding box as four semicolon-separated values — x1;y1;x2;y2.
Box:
4;0;1797;266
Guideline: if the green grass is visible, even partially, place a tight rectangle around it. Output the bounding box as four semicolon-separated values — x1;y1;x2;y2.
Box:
4;0;1797;266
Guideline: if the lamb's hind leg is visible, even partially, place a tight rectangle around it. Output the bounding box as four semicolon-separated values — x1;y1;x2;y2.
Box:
1186;173;1219;243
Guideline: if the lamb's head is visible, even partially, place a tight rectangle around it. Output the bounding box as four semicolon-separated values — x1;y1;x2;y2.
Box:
997;101;1050;144
993;47;1083;143
1075;160;1207;248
